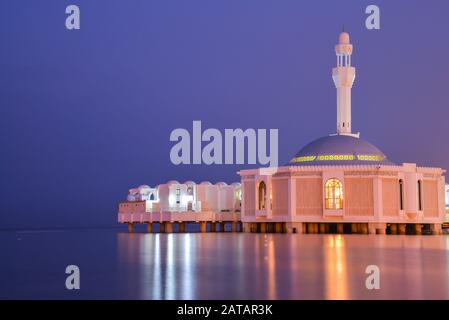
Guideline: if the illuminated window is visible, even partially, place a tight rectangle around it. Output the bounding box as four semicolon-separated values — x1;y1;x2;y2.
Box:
325;178;343;210
357;155;385;161
176;188;180;204
258;181;266;210
235;188;242;201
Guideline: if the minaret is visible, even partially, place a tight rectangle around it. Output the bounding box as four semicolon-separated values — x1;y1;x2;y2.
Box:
332;31;356;136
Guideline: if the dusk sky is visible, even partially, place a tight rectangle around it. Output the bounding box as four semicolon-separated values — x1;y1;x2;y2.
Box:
1;0;448;229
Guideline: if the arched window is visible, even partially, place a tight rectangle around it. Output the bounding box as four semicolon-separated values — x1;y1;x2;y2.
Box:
258;181;267;210
325;178;343;210
235;188;241;201
149;193;155;201
399;179;404;210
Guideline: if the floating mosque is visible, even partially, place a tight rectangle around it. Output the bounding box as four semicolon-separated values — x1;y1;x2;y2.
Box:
118;31;447;235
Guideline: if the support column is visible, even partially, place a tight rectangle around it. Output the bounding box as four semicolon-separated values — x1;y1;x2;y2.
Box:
165;222;173;233
210;222;216;232
415;224;422;235
127;223;134;233
146;223;153;233
399;224;406;235
199;222;207;233
337;223;344;234
361;223;369;235
275;223;283;233
319;223;326;234
159;222;166;233
260;223;267;233
286;222;303;234
431;224;442;235
249;223;255;233
242;222;251;233
179;222;186;233
351;223;358;234
231;222;238;232
390;224;397;235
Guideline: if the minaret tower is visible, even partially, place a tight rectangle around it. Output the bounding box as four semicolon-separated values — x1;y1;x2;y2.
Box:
332;31;357;136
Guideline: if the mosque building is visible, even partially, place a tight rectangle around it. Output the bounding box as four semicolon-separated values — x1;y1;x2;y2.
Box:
119;31;446;235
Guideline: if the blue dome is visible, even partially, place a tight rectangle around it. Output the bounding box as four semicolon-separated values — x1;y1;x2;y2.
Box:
288;135;394;166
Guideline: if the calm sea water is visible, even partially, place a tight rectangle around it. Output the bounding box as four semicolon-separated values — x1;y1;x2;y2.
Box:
1;228;449;300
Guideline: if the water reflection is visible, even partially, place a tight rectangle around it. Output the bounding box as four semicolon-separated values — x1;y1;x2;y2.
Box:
117;233;449;300
324;235;348;300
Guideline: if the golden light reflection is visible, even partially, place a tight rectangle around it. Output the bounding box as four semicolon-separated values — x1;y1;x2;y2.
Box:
324;235;349;300
267;236;277;300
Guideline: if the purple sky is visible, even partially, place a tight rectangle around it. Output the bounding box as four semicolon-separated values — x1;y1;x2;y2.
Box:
1;0;448;228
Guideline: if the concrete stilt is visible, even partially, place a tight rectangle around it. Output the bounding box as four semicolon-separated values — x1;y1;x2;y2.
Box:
159;223;166;233
304;223;309;234
286;222;303;234
360;223;368;235
415;224;422;235
199;222;207;233
242;222;251;233
146;223;153;233
390;224;397;235
305;223;310;234
399;224;406;235
351;223;358;234
319;223;326;234
431;224;442;235
274;223;281;233
179;222;186;233
260;222;267;233
165;222;173;233
375;223;387;235
210;222;216;232
337;223;344;234
251;222;256;232
231;222;238;232
127;223;134;233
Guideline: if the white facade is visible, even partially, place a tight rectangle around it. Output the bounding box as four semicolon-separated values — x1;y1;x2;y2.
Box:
120;181;241;214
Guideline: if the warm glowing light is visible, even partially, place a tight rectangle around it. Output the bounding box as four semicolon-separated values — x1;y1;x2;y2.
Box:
258;181;266;210
291;154;385;162
318;154;354;161
290;155;317;162
325;178;343;209
357;154;385;161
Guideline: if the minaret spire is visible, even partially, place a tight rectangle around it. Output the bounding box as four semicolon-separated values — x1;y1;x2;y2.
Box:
332;31;356;136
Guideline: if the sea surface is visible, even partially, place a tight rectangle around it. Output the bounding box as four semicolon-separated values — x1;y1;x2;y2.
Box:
1;228;449;299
